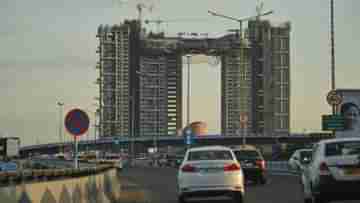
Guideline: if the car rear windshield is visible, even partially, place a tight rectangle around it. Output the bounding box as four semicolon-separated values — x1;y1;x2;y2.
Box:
188;150;233;161
233;150;261;161
325;141;360;157
299;151;312;160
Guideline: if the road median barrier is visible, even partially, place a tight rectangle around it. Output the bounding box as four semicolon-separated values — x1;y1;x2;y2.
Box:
0;164;124;202
266;161;300;175
0;164;114;186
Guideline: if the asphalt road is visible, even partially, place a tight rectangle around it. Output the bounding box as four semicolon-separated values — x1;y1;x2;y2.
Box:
118;165;358;203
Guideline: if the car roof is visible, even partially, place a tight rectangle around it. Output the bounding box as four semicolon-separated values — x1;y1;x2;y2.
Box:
187;145;231;152
318;137;360;145
231;145;258;151
295;148;313;152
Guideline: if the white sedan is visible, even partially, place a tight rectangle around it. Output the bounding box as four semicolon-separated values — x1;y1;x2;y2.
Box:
302;137;360;203
177;146;245;203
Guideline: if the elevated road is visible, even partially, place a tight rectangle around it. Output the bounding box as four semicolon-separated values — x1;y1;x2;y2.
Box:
20;134;331;156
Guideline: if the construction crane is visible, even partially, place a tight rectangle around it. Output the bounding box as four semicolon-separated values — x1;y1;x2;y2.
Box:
208;2;273;40
144;18;210;33
136;3;155;24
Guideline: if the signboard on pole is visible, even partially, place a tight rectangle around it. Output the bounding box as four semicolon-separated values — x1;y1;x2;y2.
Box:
64;109;90;137
64;108;89;169
184;129;194;145
332;89;360;138
322;114;345;131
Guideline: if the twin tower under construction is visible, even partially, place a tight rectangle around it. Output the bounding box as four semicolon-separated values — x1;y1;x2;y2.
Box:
96;19;291;138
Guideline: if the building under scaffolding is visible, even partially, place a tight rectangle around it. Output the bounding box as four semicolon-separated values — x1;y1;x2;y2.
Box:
96;19;291;138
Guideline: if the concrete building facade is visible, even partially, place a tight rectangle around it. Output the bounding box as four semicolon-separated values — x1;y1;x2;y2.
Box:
96;19;290;139
248;20;291;136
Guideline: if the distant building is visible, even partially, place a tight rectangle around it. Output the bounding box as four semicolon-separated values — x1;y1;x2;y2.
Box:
96;19;291;138
222;20;291;137
96;20;182;138
247;20;291;136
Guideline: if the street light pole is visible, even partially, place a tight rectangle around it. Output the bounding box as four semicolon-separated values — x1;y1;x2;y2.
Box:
94;109;99;161
186;55;191;126
57;102;64;154
330;0;336;115
208;10;273;40
130;94;135;167
155;73;159;153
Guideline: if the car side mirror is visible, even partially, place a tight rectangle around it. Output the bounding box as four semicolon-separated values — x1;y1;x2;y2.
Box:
293;156;298;161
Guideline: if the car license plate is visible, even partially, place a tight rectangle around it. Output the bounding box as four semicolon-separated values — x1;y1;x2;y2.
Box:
345;168;360;175
201;168;219;173
241;162;254;168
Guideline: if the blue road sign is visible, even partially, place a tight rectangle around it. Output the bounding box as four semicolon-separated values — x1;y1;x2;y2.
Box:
322;114;345;131
185;135;193;145
0;162;17;172
65;109;90;137
184;129;195;145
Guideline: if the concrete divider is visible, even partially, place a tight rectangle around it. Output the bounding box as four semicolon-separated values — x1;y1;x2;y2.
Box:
0;165;125;203
266;161;300;175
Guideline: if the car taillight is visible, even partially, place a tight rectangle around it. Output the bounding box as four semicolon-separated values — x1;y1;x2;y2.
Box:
319;162;330;175
224;163;241;172
256;160;266;170
181;164;197;173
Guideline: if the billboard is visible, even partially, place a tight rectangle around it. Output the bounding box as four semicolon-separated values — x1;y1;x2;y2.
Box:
0;137;20;158
335;89;360;138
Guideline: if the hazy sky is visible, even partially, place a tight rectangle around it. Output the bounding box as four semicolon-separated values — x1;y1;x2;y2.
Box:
1;0;360;146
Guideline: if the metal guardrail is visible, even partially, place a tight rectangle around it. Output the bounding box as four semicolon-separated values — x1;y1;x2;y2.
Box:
266;161;300;175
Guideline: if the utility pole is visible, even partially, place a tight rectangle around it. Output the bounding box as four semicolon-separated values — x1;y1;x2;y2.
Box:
330;0;336;113
330;0;337;138
186;55;191;126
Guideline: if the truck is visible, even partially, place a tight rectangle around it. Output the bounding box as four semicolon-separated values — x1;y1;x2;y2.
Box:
0;137;20;159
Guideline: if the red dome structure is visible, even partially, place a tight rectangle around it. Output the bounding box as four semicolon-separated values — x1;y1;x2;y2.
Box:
189;121;208;136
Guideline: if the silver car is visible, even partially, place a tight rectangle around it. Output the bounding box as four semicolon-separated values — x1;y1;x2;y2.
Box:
302;137;360;203
288;148;312;172
177;146;245;203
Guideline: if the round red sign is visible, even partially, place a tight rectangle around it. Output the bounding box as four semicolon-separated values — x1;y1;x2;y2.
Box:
64;108;90;137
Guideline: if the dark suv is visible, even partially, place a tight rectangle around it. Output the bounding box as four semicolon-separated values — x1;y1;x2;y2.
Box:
231;145;267;185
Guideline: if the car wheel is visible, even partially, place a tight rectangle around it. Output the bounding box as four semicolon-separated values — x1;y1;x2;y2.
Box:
232;192;243;203
310;185;327;203
178;195;186;203
302;182;312;203
311;195;327;203
304;197;312;203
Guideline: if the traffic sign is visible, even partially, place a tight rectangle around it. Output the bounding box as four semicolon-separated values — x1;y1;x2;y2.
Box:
65;109;90;137
327;90;342;106
184;129;194;145
322;114;345;131
185;135;193;145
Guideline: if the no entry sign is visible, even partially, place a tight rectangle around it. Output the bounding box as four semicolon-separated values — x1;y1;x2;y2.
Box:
64;108;90;137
